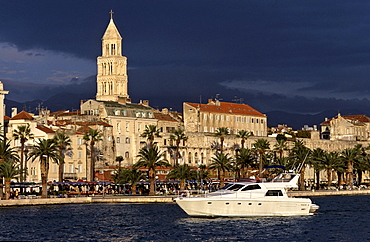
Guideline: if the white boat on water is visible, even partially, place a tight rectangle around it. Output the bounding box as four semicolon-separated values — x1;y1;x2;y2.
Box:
175;172;319;217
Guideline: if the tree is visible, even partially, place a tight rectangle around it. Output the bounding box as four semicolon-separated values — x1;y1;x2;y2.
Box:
209;152;233;188
289;140;311;190
311;148;325;189
29;139;60;198
83;129;102;182
0;161;24;200
214;127;230;153
274;138;288;159
53;131;72;182
319;151;341;187
167;164;193;190
235;148;256;178
340;147;360;188
236;130;251;149
0;138;19;199
253;139;270;177
114;168;146;195
134;145;170;195
141;125;161;148
12;124;33;183
169;128;188;166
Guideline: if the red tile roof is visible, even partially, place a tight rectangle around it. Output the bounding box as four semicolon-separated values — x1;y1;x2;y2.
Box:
321;114;370;125
185;101;265;117
153;112;179;122
36;125;55;134
10;111;34;120
4;116;10;121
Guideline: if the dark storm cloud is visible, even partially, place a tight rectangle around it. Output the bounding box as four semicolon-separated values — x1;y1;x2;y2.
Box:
1;0;370;115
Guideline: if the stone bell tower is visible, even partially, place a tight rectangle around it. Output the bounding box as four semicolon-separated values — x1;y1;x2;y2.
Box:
96;10;130;102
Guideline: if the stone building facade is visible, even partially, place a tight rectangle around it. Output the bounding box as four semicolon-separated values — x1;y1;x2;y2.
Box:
320;114;370;141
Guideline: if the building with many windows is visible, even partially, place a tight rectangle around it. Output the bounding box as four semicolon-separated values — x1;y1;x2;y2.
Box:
183;99;267;136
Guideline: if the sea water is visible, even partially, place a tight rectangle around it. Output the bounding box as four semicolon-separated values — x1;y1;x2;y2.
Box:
0;195;369;241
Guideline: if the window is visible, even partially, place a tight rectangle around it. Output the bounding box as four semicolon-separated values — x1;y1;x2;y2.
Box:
69;164;74;173
125;137;130;144
125;152;129;158
241;184;261;191
117;137;120;143
77;165;82;173
225;184;245;191
204;114;207;120
78;151;82;159
265;190;283;196
126;122;129;132
77;138;82;145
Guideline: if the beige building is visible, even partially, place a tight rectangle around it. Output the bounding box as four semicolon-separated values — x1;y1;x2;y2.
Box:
321;114;370;141
183;99;267;137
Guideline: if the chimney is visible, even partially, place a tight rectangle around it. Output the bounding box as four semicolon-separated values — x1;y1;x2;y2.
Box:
11;107;17;117
162;108;169;114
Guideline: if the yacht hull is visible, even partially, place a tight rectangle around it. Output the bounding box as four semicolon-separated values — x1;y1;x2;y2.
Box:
175;197;317;217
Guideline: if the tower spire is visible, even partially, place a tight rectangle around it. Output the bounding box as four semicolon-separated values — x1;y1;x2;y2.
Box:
109;9;114;19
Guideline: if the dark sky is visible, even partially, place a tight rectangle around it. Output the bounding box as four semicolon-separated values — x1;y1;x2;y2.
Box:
1;0;370;114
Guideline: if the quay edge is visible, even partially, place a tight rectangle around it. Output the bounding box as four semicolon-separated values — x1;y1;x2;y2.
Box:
288;189;370;197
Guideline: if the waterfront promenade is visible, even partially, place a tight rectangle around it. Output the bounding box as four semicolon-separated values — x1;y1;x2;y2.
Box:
0;189;370;207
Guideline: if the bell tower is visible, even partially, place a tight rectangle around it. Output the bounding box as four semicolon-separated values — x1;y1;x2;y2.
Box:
96;10;130;102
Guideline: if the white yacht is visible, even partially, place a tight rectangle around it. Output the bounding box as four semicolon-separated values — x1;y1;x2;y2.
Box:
175;173;319;217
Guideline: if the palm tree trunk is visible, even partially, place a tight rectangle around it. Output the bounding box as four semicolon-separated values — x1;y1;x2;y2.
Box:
149;168;155;195
258;152;263;177
299;165;306;190
357;169;362;186
5;180;10;200
132;185;137;195
41;158;49;198
58;149;64;182
337;171;342;190
90;142;95;182
327;169;332;186
219;169;225;188
315;170;320;190
347;161;353;188
20;142;25;193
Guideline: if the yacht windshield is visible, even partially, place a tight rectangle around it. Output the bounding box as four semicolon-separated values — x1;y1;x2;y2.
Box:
241;184;261;191
225;184;245;191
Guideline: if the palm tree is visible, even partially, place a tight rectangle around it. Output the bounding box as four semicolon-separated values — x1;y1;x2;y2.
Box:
0;138;19;199
311;148;325;190
0;161;24;200
236;130;251;149
29;139;60;198
340;147;360;188
127;168;146;195
12;124;33;183
209;152;233;188
141;125;162;148
167;164;193;190
253;139;270;177
319;151;341;187
289;140;311;190
274;138;288;159
134;145;170;195
214;127;230;153
53;131;72;182
83;129;102;182
169;128;188;166
235;148;256;178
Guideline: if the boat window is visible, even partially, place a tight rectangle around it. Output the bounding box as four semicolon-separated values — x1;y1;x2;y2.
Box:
265;190;283;196
225;184;245;191
241;184;261;191
220;183;233;190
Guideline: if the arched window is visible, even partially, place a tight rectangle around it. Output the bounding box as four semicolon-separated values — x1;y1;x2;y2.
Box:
188;152;192;164
125;152;129;158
